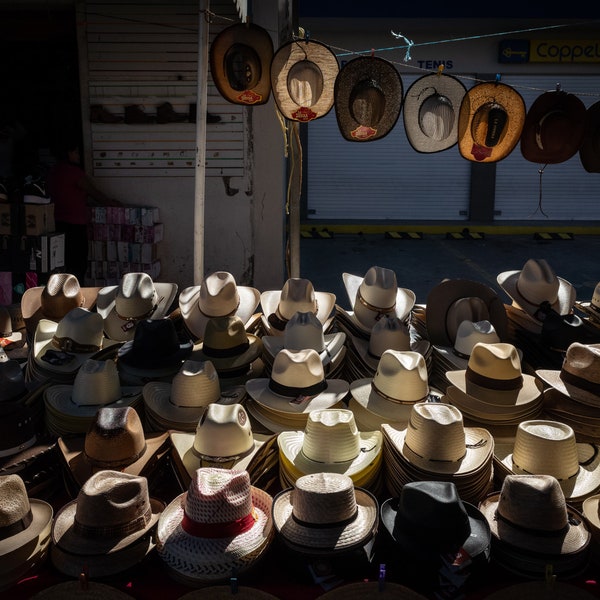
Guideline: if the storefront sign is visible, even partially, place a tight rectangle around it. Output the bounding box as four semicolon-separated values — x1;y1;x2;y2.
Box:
500;39;600;63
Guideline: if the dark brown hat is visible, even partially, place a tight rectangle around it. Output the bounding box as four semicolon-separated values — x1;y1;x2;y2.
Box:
334;55;403;142
579;99;600;173
209;22;274;106
520;89;586;164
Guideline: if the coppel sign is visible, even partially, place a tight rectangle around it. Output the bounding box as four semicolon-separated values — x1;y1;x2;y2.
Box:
531;39;600;62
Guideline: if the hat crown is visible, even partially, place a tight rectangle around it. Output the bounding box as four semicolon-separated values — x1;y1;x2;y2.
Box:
471;102;508;148
72;359;122;406
374;350;429;402
419;93;454;141
291;472;358;525
446;297;491;344
0;474;31;531
517;259;560;305
592;282;600;309
467;342;522;382
130;318;184;355
185;468;253;524
0;359;27;401
561;342;600;385
302;409;361;463
271;348;325;390
284;311;325;352
359;266;397;308
368;315;410;357
55;307;104;349
278;278;317;320
349;78;386;126
225;42;262;92
203;316;249;351
171;360;220;407
453;319;499;356
287;59;324;107
512;419;579;480
40;273;84;320
193;403;254;459
0;306;14;337
199;271;240;318
114;272;157;317
405;402;467;463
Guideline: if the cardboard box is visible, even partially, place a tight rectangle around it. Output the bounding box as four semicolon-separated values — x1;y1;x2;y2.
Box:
27;233;65;273
23;204;55;235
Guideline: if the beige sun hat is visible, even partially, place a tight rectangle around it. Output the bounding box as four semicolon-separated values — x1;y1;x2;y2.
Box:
497;258;576;319
0;474;53;589
272;471;378;554
341;266;416;333
51;470;164;577
156;468;274;583
179;271;261;341
494;419;600;502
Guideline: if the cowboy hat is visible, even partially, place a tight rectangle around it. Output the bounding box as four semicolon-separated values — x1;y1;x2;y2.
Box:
179;271;261;342
177;587;282;600
272;471;378;555
96;272;178;342
0;358;39;402
334;55;403;142
580;100;600;173
483;582;599;600
458;81;526;162
318;582;428;600
521;89;586;164
270;38;339;122
0;401;36;459
30;581;135;599
209;22;274;106
0;305;22;347
156;468;274;583
403;71;467;153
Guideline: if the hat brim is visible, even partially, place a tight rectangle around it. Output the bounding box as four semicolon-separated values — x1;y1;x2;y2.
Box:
536;368;600;408
0;498;53;558
261;331;346;367
259;290;336;328
352;334;430;371
580;100;600;173
21;285;101;320
191;334;262;372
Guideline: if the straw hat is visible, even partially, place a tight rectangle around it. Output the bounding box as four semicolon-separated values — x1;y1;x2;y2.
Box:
178;587;281;600
96;272;178;342
260;278;336;335
270;38;339;122
179;271;261;341
334;55;403;142
457;81;526;162
272;472;378;554
51;470;164;577
483;581;599;600
0;474;53;589
582;493;600;536
342;266;416;332
380;480;491;561
494;419;600;502
30;581;135;599
497;258;576;319
425;278;508;346
403;71;467;153
521;89;587;164
318;581;428;600
580;99;600;173
156;468;274;582
209;22;274;106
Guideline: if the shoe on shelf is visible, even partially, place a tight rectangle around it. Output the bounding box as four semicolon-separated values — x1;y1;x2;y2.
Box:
23;176;51;204
124;105;156;124
90;105;123;124
156;102;188;124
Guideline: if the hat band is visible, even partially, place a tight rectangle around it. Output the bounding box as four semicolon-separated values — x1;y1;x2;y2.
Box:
515;279;554;308
53;336;100;354
268;378;327;398
85;441;147;469
0;435;36;458
291;507;359;529
452;348;471;360
116;301;159;322
0;508;33;539
403;439;467;463
181;506;257;539
73;504;152;539
371;381;427;405
494;508;572;537
465;367;523;390
357;290;396;317
560;369;600;395
202;340;250;358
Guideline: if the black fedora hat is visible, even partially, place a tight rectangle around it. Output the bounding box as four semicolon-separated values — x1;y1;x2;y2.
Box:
579;99;600;173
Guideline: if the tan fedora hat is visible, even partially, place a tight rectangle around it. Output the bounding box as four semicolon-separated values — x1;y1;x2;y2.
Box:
179;271;261;341
270;38;339;122
403;71;467;153
458;81;526;163
580;99;600;173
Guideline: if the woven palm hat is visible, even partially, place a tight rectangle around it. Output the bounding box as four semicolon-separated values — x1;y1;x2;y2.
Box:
483;581;599;600
381;480;491;561
30;581;135;600
403;71;467;153
494;419;600;502
272;471;378;554
270;38;339;122
342;266;416;332
209;22;274;106
334;55;403;142
521;89;586;164
0;474;53;588
278;408;382;479
319;581;428;600
386;401;493;476
179;271;261;342
51;470;164;575
156;468;274;582
260;278;336;335
446;342;543;406
536;342;600;407
458;81;526;163
97;272;178;342
479;474;591;556
580;99;600;173
425;278;508;346
497;258;576;318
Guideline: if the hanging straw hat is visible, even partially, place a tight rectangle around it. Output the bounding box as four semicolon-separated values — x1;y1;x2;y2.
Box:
403;71;467;153
0;474;53;590
30;581;135;600
156;468;274;583
51;470;164;577
580;99;600;173
270;38;339;122
520;89;587;164
457;81;526;163
209;22;274;106
96;272;178;342
318;581;428;600
178;586;281;600
272;471;378;554
334;55;403;142
179;271;261;342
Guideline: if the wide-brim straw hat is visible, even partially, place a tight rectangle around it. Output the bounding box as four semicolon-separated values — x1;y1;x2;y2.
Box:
582;493;600;536
334;55;403;142
30;581;136;599
458;81;526;163
270;38;339;122
483;581;599;600
403;71;467;153
319;581;428;600
521;89;587;164
580;99;600;173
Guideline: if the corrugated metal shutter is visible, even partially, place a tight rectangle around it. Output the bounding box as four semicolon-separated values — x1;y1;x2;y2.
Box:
495;75;599;221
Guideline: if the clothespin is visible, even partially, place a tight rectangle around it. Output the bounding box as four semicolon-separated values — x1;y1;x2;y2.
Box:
371;48;375;57
437;64;444;76
230;569;239;594
545;564;556;590
556;82;562;92
495;73;501;83
79;565;89;591
378;563;386;592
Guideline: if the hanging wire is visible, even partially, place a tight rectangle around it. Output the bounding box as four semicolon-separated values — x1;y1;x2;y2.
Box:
530;164;549;218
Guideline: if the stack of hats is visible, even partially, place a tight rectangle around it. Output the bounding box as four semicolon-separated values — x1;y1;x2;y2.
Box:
277;408;383;496
0;305;27;363
382;402;495;505
245;348;349;434
582;492;600;567
575;281;600;327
